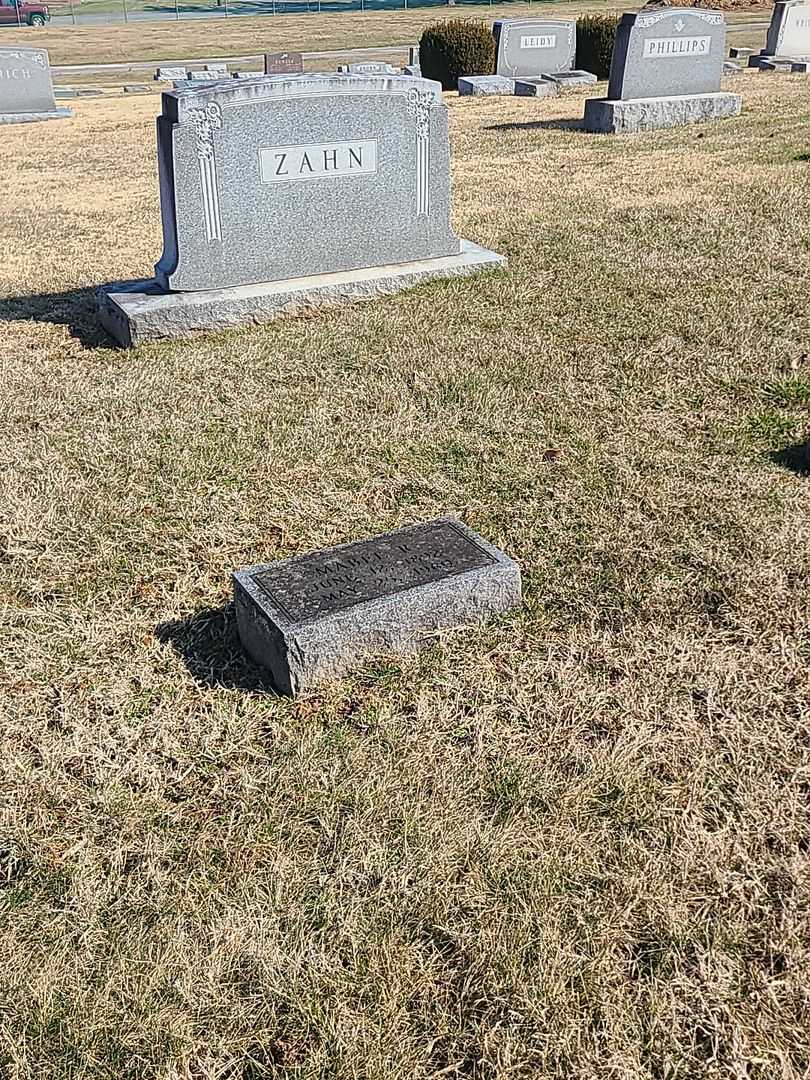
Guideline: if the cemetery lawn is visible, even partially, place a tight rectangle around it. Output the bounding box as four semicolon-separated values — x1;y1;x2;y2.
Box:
2;72;810;1079
11;2;771;67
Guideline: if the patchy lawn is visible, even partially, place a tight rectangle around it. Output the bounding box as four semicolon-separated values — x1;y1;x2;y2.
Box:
1;71;809;1080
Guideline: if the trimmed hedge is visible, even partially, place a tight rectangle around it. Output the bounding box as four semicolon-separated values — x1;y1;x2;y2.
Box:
576;13;621;80
419;19;495;91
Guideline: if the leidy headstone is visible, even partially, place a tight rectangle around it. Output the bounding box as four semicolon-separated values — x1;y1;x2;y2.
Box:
98;74;506;345
584;8;742;133
493;18;576;77
233;518;522;695
749;0;810;66
0;46;71;124
264;51;304;75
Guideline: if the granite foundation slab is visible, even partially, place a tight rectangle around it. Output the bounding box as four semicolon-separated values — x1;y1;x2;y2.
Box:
584;91;741;133
98;239;506;347
458;75;516;95
514;77;560;97
541;69;597;87
0;107;72;123
233;518;522;695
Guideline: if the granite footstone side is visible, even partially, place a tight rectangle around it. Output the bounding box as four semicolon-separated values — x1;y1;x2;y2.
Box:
0;45;72;123
514;77;560;97
233;518;522;695
458;75;515;95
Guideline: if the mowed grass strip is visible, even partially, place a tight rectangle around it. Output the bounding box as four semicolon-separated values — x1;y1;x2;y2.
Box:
1;74;810;1079
3;1;771;67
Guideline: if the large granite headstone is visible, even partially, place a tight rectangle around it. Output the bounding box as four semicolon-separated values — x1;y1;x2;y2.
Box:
494;18;576;78
584;8;741;133
98;75;505;345
0;46;71;124
264;51;303;75
233;518;522;695
749;0;810;67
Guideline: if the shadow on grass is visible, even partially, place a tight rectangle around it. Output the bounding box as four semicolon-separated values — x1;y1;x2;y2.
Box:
155;604;279;694
485;117;586;133
770;441;810;476
0;285;112;348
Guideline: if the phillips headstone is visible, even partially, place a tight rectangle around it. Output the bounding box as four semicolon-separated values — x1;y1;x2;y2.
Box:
584;8;742;133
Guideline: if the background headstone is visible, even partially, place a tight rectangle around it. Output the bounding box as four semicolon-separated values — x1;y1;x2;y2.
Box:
155;66;188;81
765;0;810;57
607;8;727;99
493;19;576;78
337;62;399;75
0;46;71;124
264;51;303;75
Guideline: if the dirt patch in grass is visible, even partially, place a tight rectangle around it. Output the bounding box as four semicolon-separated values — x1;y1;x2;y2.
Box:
1;73;810;1079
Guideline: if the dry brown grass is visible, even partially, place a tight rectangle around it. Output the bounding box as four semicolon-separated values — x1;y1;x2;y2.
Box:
2;1;771;67
2;72;810;1080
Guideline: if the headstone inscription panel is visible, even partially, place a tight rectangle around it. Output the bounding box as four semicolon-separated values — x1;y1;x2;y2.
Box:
607;8;726;99
0;46;70;122
264;51;304;75
233;518;522;695
155;75;461;292
493;19;576;78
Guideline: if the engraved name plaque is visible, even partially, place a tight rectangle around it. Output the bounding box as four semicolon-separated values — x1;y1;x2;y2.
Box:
259;140;378;183
643;36;711;58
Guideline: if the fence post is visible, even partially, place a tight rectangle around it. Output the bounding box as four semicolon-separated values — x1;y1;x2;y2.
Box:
122;0;129;23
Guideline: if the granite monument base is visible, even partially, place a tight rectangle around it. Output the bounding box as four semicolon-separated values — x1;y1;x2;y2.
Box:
584;91;741;133
748;53;807;68
458;75;516;96
98;240;506;347
233;518;522;695
0;107;72;125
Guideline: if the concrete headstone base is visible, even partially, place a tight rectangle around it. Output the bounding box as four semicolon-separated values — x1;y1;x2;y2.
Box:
0;108;72;124
583;92;741;133
98;240;507;347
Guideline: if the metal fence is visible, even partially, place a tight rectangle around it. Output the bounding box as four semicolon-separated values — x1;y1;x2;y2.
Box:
3;0;532;26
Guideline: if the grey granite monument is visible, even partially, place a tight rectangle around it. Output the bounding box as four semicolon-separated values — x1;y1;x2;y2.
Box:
584;8;742;133
493;18;595;88
98;74;505;346
233;518;522;695
264;52;303;75
0;46;71;125
749;0;810;68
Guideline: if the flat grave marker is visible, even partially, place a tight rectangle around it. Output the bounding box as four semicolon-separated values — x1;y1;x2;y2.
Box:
233;518;522;695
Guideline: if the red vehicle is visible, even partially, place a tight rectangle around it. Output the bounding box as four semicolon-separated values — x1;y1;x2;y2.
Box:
0;0;51;25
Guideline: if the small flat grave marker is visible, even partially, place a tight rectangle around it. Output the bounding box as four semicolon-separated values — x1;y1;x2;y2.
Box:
458;74;515;95
233;518;522;695
0;45;71;124
264;51;303;75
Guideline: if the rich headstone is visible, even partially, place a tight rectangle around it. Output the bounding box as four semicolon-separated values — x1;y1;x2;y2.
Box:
457;75;516;96
749;0;810;67
494;18;575;77
584;8;742;133
98;75;506;346
0;46;71;124
514;77;560;97
264;51;303;75
338;62;399;75
155;66;188;81
233;518;522;695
